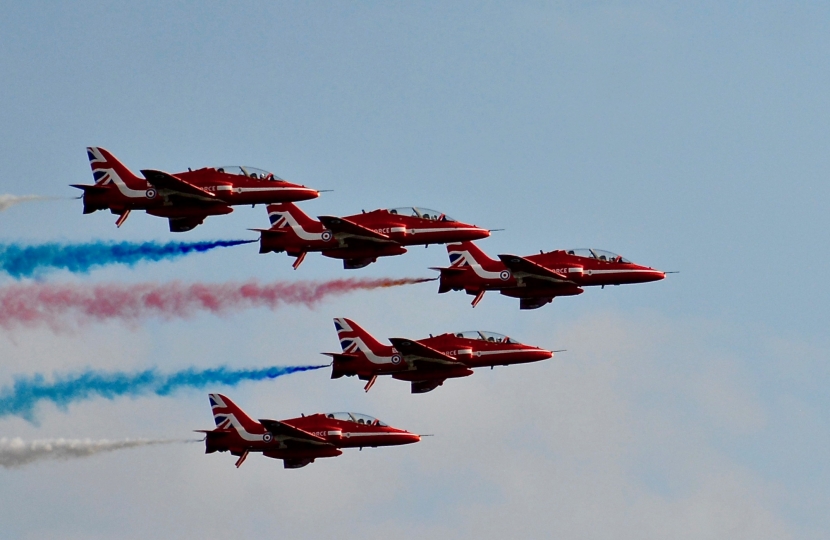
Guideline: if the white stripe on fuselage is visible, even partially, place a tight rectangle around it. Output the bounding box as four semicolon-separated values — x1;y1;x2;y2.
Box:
450;250;505;280
341;432;405;438
408;227;485;235
587;269;659;275
268;211;323;241
343;337;393;365
98;169;148;198
475;349;524;357
215;413;264;442
237;187;313;193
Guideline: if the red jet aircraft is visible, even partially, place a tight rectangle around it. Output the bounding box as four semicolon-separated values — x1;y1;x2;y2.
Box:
198;393;420;469
435;241;666;309
73;147;320;232
325;318;554;393
254;202;490;269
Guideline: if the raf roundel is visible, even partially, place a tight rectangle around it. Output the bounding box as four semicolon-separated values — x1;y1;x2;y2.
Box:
499;270;511;281
262;432;273;443
145;188;157;199
321;230;333;242
391;353;402;365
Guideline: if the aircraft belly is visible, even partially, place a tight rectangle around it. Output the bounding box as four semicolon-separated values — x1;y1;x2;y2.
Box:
337;432;415;448
262;447;342;460
391;367;473;381
465;350;551;367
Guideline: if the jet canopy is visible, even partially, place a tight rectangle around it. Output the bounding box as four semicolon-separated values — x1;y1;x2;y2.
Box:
215;166;284;181
325;412;388;426
566;249;631;263
454;330;519;344
387;207;456;222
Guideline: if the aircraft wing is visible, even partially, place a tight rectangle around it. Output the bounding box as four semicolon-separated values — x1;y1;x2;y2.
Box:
258;419;332;446
141;169;217;199
317;216;393;242
388;338;464;367
498;254;572;283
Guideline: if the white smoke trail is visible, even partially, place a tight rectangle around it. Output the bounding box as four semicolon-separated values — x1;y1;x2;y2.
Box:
0;195;58;212
0;437;189;468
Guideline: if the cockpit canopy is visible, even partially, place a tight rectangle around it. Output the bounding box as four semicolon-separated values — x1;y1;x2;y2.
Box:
325;412;388;426
454;330;519;344
566;249;631;263
387;207;456;222
215;166;284;181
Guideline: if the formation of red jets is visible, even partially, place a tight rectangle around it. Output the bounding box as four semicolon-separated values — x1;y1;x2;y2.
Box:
73;147;669;468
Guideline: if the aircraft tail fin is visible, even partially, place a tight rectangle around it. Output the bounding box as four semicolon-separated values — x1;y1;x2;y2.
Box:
208;393;261;433
447;241;497;267
333;318;387;356
86;147;145;189
266;202;317;229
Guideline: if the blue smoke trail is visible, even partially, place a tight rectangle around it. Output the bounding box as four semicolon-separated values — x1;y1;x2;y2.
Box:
0;364;327;422
0;239;255;278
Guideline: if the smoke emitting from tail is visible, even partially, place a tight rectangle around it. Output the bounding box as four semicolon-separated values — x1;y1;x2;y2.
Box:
0;437;190;468
0;239;255;278
0;195;61;212
0;277;434;330
0;364;327;421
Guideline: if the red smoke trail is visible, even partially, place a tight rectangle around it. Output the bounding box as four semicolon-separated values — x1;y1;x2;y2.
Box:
0;277;434;330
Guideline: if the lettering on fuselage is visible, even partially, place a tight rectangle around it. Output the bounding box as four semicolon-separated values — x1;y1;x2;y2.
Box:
202;185;233;193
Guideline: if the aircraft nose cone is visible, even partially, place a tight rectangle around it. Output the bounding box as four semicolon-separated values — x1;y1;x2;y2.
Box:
633;265;666;282
457;226;490;241
539;348;554;360
649;269;667;281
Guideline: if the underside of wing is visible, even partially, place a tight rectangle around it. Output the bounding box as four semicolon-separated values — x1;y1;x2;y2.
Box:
141;169;217;200
498;254;572;283
258;419;332;447
389;338;463;367
411;379;446;394
318;216;394;243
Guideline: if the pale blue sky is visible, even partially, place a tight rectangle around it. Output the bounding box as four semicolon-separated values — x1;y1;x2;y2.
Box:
1;2;828;538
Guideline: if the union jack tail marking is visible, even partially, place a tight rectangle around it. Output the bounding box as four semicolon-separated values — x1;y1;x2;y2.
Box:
266;203;317;228
333;318;388;356
86;147;147;195
209;393;261;433
447;241;497;267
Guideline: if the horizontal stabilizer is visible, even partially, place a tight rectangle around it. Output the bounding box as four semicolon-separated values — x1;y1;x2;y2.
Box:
70;184;109;193
141;169;216;199
321;352;360;362
248;228;286;236
194;429;230;435
429;266;465;275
